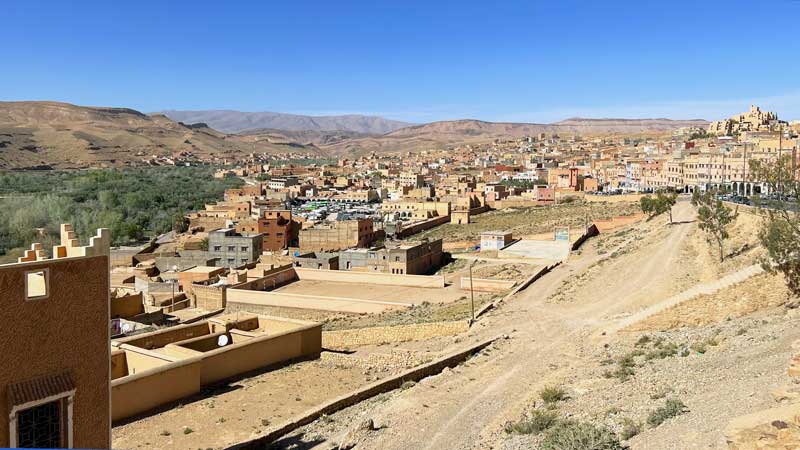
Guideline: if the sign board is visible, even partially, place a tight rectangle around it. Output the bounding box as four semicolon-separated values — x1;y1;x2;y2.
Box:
554;227;570;242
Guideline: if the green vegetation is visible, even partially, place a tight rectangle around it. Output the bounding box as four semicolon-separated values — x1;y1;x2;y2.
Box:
499;178;547;189
619;418;642;440
0;167;243;260
692;189;737;262
540;420;624;450
639;192;677;223
647;399;688;427
749;157;800;297
504;409;560;435
540;386;568;405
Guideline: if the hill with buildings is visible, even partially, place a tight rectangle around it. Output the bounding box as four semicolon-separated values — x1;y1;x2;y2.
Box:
159;109;413;134
0;101;317;169
316;117;710;155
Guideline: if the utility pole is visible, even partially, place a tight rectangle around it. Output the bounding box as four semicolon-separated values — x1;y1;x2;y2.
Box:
779;123;783;198
740;142;746;197
468;260;476;323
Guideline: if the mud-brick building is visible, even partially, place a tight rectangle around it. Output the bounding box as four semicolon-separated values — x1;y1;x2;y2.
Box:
0;224;111;448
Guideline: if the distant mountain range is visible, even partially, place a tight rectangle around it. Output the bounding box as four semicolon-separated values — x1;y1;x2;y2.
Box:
0;101;710;169
158;110;413;135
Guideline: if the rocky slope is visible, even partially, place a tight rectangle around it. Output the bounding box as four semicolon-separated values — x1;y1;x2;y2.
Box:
0;101;309;169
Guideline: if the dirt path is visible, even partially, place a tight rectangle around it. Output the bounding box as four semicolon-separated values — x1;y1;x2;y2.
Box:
285;202;703;450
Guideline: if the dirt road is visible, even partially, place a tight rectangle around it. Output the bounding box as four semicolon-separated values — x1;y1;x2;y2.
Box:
284;201;701;449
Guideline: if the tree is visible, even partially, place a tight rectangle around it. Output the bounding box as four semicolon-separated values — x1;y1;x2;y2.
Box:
655;192;677;224
749;156;800;297
692;189;737;262
640;196;655;217
640;192;677;223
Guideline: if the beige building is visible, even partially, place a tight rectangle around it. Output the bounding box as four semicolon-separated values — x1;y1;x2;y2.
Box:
299;219;376;252
708;105;779;136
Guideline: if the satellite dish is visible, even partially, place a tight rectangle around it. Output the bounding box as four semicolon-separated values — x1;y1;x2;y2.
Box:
217;335;229;347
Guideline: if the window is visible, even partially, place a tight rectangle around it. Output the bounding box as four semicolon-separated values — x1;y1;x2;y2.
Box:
213;245;222;252
227;246;235;252
227;258;235;264
16;400;63;448
25;270;48;300
241;259;248;264
241;246;248;252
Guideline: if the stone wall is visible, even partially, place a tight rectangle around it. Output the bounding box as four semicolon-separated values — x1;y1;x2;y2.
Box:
459;277;516;292
321;321;469;349
296;267;445;288
192;284;226;311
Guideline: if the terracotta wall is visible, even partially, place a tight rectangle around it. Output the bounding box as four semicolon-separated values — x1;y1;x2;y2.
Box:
295;268;444;288
111;357;202;422
116;322;211;350
111;292;144;318
197;327;320;385
0;255;110;448
459;277;516;292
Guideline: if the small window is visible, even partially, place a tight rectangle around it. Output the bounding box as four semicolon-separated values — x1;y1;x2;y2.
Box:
227;246;235;252
241;246;248;252
213;245;222;252
25;270;48;300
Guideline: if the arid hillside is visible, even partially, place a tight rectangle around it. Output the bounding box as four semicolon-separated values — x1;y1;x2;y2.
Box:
318;118;710;155
0;101;315;169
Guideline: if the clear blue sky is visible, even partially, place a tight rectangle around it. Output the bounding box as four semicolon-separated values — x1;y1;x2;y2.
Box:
3;0;800;123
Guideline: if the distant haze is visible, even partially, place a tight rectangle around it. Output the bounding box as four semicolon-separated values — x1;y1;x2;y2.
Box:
158;110;413;135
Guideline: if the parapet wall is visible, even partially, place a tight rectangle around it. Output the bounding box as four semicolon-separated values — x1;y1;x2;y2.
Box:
111;292;145;319
111;356;203;422
322;321;469;350
459;277;517;292
295;267;445;288
592;213;646;233
395;215;450;238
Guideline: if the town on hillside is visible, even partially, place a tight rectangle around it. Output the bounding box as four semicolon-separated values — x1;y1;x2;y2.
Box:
2;102;800;449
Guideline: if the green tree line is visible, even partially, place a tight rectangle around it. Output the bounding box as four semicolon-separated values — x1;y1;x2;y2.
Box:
0;167;242;260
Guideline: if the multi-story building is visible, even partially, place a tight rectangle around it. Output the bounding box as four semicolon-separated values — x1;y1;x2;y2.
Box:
299;219;376;252
235;210;299;252
339;239;443;275
398;172;424;188
208;228;263;268
0;224;111;448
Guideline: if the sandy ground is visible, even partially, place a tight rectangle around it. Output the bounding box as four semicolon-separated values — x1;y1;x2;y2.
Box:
274;279;465;305
275;198;798;450
114;199;791;450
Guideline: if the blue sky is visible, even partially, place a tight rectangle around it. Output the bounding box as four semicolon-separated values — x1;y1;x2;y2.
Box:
3;0;800;123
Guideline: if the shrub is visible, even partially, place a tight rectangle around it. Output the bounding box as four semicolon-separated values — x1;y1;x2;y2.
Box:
401;380;417;390
645;342;678;360
182;427;193;435
504;409;560;435
540;386;568;404
647;399;688;427
603;365;635;382
634;335;651;347
540;421;624;450
619;418;641;440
